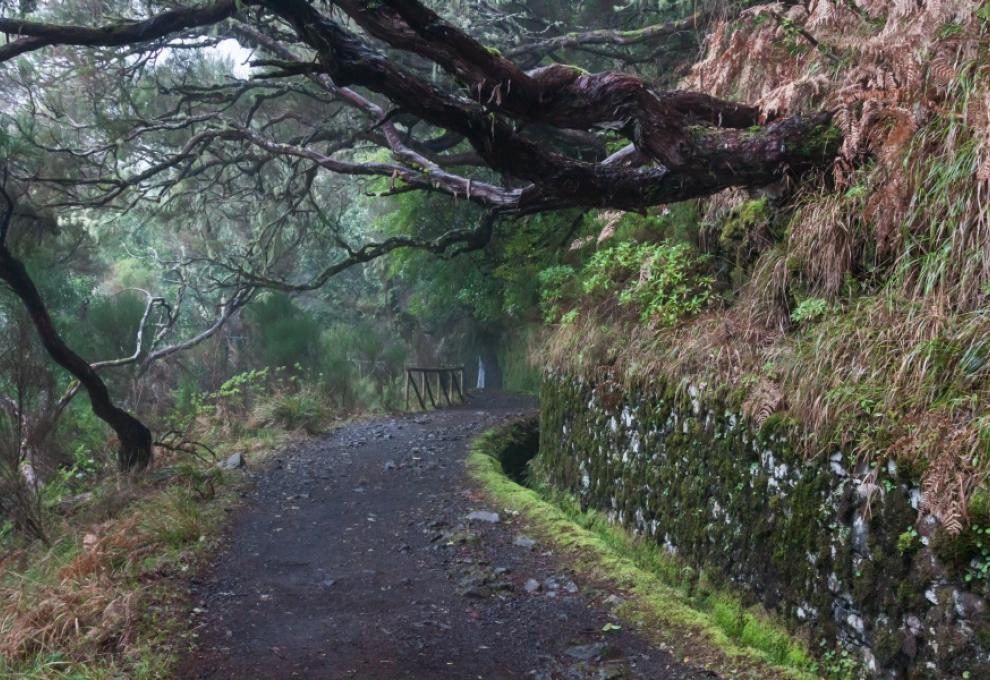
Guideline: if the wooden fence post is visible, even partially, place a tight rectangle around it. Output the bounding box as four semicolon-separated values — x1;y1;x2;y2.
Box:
408;369;427;410
423;370;437;408
405;366;468;411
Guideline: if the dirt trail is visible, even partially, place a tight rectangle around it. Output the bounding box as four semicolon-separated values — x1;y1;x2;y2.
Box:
180;393;705;679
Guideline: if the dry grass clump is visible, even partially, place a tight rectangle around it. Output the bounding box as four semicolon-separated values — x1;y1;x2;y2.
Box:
0;479;224;675
690;0;990;311
0;518;144;663
1;578;141;663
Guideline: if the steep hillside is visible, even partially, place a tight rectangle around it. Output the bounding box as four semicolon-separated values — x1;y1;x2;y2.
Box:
534;3;990;675
548;0;990;551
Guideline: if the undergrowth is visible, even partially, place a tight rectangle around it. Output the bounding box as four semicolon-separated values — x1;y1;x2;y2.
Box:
0;486;217;677
539;238;716;326
0;426;302;679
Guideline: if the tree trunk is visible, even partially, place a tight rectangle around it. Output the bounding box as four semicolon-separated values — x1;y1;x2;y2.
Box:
0;247;153;471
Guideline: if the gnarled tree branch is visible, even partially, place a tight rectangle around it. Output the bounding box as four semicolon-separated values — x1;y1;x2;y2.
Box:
0;1;240;62
505;13;709;60
0;178;152;470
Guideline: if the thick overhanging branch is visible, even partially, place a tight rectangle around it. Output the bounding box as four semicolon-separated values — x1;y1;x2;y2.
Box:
331;0;759;163
3;0;841;216
510;111;841;212
0;1;240;63
260;0;838;212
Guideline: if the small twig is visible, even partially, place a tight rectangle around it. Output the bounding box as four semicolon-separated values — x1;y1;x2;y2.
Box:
769;11;841;64
155;431;218;463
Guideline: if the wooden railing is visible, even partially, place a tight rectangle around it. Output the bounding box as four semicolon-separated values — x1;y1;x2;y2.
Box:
404;366;466;410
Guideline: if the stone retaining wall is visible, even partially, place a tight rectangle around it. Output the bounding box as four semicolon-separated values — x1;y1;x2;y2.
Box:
536;373;989;678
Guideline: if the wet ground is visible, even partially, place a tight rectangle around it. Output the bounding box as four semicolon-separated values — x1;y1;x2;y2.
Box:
179;393;707;679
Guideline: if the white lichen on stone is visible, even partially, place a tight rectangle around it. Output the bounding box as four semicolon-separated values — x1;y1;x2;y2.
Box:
629;431;640;454
621;406;634;428
579;460;590;490
847;613;865;636
687;383;701;415
663;534;677;555
910;487;923;509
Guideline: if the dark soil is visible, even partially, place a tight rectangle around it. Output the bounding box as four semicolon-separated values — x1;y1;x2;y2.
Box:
179;393;707;679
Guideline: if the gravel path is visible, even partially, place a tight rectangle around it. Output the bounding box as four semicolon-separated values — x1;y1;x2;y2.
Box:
179;393;702;679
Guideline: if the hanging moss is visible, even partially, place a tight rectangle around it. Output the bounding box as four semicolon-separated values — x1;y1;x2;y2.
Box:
720;196;771;246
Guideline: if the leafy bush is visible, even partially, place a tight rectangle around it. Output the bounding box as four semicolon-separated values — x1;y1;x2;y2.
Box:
582;241;716;324
191;368;272;435
215;368;269;412
537;265;577;322
790;297;829;324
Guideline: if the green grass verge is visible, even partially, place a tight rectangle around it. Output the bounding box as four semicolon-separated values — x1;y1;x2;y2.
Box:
467;426;825;680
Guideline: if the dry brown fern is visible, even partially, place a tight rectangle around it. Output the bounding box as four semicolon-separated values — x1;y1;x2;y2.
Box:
596;210;624;245
889;418;985;535
0;517;149;661
743;378;785;428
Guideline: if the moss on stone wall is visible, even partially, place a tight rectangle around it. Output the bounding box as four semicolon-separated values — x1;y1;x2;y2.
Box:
537;372;990;679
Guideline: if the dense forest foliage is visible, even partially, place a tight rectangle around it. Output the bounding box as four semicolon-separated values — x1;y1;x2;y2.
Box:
0;0;758;541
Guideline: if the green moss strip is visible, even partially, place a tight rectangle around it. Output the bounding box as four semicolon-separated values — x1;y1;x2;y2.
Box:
468;426;822;680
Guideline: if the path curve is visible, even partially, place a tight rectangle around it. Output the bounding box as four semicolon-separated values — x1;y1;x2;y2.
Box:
180;393;700;679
